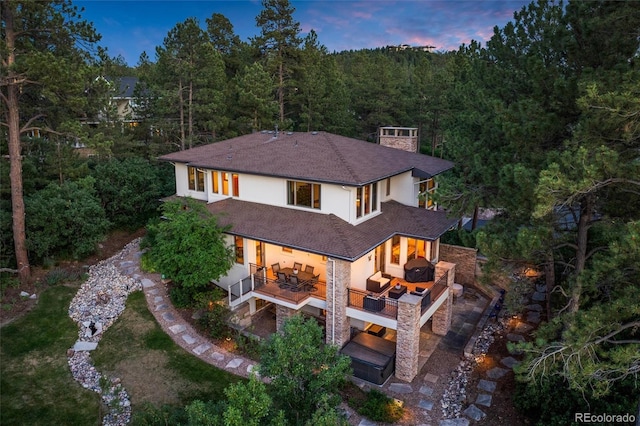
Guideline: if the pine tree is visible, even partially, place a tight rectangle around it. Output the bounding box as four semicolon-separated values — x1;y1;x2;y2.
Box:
1;0;101;283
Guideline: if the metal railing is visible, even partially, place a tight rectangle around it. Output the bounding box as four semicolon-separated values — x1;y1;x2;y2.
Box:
229;263;326;307
420;270;448;315
347;288;399;319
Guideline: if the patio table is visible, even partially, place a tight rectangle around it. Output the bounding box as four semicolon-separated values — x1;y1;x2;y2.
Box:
280;267;314;287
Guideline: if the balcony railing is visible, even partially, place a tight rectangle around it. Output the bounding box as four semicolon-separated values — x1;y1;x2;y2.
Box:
348;288;399;319
420;270;448;315
347;270;450;319
228;263;326;307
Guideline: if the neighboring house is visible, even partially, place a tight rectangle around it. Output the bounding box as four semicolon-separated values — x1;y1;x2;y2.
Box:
82;76;141;127
75;76;142;157
159;127;460;382
109;76;141;127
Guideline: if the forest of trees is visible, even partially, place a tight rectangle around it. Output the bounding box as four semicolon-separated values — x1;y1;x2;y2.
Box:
2;0;638;423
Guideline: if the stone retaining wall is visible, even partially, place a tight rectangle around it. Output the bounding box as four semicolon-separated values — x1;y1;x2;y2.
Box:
440;244;477;286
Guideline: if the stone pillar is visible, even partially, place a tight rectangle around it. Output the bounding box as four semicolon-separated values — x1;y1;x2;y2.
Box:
275;304;296;332
395;293;422;381
432;261;456;336
325;258;351;347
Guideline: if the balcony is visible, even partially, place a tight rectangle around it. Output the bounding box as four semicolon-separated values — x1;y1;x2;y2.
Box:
228;263;326;308
347;271;450;321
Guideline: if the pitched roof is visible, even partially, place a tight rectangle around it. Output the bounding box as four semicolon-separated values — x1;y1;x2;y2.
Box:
159;131;454;186
204;199;458;261
114;76;138;98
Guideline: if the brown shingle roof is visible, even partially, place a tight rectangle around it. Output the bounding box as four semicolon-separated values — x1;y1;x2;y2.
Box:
204;198;458;261
159;131;454;185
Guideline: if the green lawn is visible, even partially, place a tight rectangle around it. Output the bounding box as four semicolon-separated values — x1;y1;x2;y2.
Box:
92;291;243;411
1;284;243;426
0;285;102;426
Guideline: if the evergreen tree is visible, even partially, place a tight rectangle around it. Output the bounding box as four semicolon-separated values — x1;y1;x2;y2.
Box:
233;62;278;133
153;18;226;150
253;0;302;127
1;0;101;282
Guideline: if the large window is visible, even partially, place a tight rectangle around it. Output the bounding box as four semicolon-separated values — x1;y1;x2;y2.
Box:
188;166;205;192
356;182;378;218
211;171;219;193
419;178;436;209
234;236;244;264
407;238;428;261
217;171;239;197
287;181;321;209
391;235;401;264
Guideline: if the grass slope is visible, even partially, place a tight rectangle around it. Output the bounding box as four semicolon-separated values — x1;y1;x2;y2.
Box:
0;285;102;426
91;290;243;411
1;284;243;426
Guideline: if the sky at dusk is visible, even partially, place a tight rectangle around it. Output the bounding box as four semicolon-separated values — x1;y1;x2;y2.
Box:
76;0;532;66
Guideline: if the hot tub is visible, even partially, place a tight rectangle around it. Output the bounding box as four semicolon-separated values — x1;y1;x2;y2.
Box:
341;332;396;385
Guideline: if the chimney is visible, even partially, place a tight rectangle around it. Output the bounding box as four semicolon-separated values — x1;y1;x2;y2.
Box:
378;127;419;153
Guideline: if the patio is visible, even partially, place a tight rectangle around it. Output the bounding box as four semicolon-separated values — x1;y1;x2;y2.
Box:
245;285;490;375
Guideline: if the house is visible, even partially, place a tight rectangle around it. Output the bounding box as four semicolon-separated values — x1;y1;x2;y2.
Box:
82;76;142;127
158;127;460;382
106;76;141;127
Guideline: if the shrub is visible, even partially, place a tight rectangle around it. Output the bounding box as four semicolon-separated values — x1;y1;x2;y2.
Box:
348;388;404;423
44;268;87;286
25;177;109;262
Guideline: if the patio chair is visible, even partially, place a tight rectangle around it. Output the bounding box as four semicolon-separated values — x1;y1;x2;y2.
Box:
293;262;303;271
306;274;320;292
304;265;314;274
272;263;281;275
277;272;288;288
289;275;301;291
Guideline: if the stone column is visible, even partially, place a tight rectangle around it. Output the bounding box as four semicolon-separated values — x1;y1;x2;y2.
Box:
432;261;456;336
325;258;351;347
275;304;296;332
395;293;422;381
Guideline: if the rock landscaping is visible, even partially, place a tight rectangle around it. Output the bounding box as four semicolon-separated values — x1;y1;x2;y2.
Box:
67;239;142;426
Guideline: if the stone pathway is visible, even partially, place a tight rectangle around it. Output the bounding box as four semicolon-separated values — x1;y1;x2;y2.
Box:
456;285;543;424
65;238;255;426
124;246;257;378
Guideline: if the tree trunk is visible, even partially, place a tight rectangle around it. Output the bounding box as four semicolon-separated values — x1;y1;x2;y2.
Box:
3;3;31;284
178;80;185;150
570;195;594;313
278;52;284;123
471;203;479;230
431;110;439;156
188;80;193;149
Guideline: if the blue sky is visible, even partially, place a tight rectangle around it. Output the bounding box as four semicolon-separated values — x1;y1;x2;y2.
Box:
76;0;532;66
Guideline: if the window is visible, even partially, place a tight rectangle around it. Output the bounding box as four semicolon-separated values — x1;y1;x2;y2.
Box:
391;235;401;264
287;181;321;209
355;182;378;218
232;174;239;197
364;185;370;214
222;172;230;195
188;166;205;192
372;182;378;212
211;171;219;193
234;236;244;264
386;178;391;196
418;240;427;258
212;171;238;196
419;178;436;209
407;238;417;261
282;247;293;253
